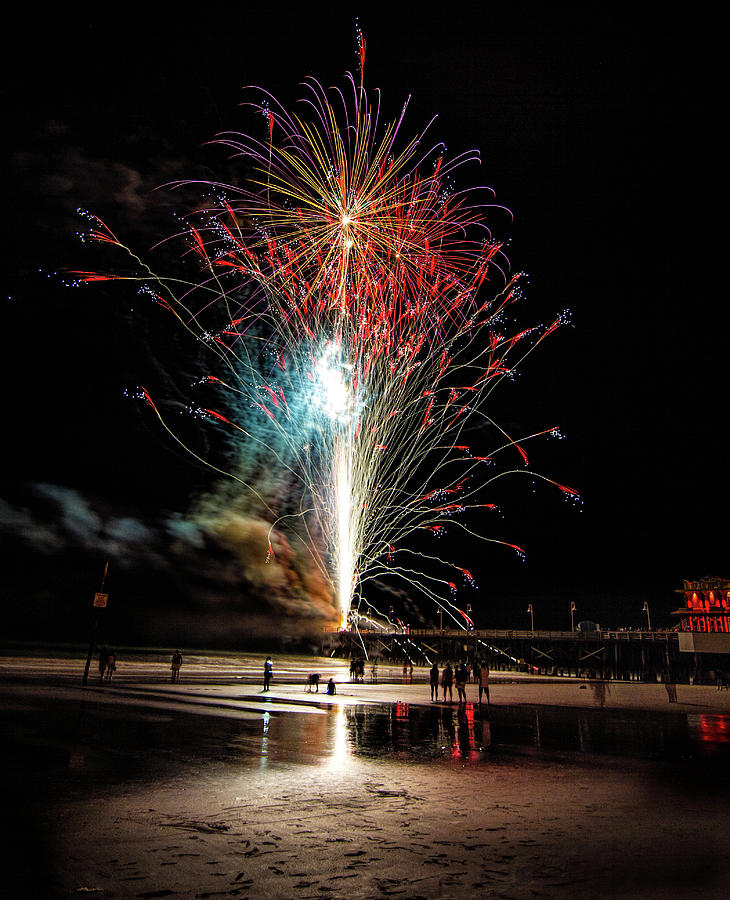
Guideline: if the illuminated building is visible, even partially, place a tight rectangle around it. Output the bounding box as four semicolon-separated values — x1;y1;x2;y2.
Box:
672;577;730;658
673;577;730;633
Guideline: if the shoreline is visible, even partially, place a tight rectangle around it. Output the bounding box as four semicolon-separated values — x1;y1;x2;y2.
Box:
3;652;730;715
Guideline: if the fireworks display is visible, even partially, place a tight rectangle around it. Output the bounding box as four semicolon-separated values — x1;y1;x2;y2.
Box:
75;46;577;634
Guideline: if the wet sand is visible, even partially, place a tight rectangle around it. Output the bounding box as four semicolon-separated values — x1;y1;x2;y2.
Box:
2;656;730;898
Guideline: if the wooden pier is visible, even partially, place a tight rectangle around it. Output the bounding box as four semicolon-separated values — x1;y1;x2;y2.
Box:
322;627;711;683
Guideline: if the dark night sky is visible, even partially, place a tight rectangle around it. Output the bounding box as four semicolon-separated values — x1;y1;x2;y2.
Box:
2;9;725;645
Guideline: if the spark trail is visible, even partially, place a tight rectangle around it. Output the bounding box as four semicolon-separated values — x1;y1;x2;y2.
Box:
76;49;577;632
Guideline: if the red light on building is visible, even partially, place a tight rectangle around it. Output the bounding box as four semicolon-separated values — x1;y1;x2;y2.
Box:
673;577;730;632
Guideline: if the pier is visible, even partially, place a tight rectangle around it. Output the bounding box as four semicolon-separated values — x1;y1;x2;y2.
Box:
323;627;714;683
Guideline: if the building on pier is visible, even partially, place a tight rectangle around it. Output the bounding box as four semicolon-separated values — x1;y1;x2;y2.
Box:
672;577;730;658
672;577;730;633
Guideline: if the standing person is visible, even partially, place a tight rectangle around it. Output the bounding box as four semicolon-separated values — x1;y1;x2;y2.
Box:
663;667;677;703
105;649;116;682
98;646;108;681
263;656;273;691
171;649;183;683
402;661;409;682
408;662;414;683
429;662;440;701
478;660;491;705
455;662;468;705
441;662;453;703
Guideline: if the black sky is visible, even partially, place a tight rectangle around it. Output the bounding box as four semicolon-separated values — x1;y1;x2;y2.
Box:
2;9;725;644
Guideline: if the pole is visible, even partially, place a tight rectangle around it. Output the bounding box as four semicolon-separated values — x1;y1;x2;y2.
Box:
527;603;534;632
570;601;576;632
643;601;651;631
83;560;109;685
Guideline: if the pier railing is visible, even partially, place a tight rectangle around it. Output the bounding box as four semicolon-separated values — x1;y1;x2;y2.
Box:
322;626;694;681
324;626;677;643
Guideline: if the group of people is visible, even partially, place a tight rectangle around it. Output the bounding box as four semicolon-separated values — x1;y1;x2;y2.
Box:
430;660;491;705
97;646;117;681
349;657;384;683
349;657;366;682
265;657;336;694
96;648;492;704
100;647;186;684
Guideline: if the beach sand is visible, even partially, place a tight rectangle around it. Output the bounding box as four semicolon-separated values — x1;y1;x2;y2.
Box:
2;656;730;898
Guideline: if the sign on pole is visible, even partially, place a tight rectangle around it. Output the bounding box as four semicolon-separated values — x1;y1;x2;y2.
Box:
93;592;109;608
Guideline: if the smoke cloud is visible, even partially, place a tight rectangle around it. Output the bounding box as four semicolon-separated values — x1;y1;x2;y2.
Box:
1;479;338;647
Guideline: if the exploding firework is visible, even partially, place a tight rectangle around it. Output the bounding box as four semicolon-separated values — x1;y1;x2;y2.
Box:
75;46;577;634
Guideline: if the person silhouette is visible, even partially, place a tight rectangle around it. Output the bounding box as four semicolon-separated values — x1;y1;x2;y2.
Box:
171;650;183;683
441;663;453;703
478;661;490;705
429;662;440;701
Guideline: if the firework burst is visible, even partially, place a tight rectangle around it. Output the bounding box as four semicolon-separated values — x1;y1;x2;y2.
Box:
75;53;577;633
